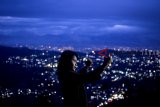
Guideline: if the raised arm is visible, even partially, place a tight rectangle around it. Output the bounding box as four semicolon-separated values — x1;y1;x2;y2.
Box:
80;56;112;83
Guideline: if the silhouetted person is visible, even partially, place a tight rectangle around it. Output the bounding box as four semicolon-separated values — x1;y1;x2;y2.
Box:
57;50;112;107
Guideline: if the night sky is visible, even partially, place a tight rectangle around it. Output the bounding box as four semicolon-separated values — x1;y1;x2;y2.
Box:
0;0;160;49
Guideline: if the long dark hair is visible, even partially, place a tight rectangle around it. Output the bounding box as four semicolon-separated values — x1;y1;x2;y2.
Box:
57;50;78;73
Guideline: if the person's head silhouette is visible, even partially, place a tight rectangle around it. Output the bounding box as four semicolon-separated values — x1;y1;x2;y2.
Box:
57;50;78;72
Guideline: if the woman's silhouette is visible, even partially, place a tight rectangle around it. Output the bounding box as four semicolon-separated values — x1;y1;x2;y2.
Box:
57;50;112;107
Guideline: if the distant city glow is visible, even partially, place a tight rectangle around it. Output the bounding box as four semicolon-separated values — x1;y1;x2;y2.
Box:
0;45;160;106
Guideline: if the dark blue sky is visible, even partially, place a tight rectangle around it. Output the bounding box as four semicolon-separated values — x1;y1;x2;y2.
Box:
0;0;160;49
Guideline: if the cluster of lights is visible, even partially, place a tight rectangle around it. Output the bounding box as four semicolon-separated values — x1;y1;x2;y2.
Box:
1;47;160;107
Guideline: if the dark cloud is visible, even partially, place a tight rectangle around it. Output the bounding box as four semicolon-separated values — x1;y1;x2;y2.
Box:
0;17;148;36
0;16;160;48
